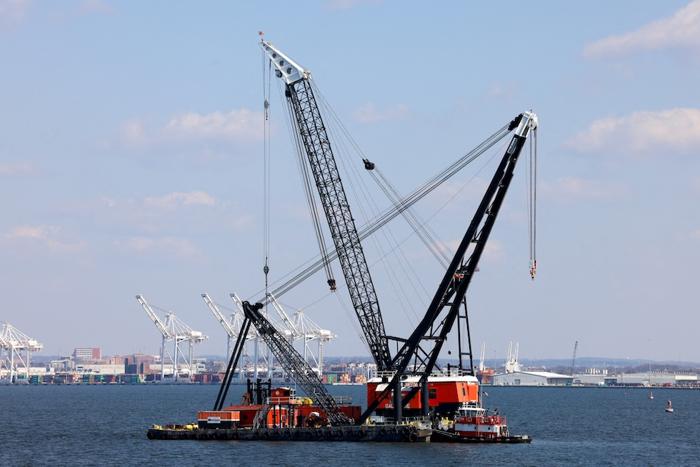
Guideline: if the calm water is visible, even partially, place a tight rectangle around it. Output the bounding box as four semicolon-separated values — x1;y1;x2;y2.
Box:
1;385;698;466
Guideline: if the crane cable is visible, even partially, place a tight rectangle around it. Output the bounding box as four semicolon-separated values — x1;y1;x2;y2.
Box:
313;83;451;269
314;84;427;319
528;126;538;280
246;123;511;303
262;49;272;296
367;164;451;268
283;93;337;290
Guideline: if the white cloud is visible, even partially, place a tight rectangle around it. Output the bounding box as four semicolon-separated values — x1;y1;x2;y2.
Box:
0;161;34;176
4;225;83;251
121;108;264;146
116;236;200;258
480;240;505;265
691;229;700;240
584;1;700;58
541;177;622;200
437;238;504;264
143;191;217;210
567;108;700;154
0;0;30;27
120;119;146;145
353;103;409;124
325;0;381;10
163;109;263;141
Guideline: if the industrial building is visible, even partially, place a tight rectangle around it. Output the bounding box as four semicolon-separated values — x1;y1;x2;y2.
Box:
610;372;698;387
72;347;101;362
490;343;573;386
492;370;573;386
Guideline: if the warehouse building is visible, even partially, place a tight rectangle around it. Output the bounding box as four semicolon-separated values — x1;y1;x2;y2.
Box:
492;370;573;386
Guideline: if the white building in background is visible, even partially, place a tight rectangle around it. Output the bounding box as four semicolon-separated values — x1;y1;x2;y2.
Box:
490;342;573;386
492;370;573;386
613;372;698;387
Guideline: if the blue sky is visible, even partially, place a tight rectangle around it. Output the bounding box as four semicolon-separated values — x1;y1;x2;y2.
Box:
1;0;699;362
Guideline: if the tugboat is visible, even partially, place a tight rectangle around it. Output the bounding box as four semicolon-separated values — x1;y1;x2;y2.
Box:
452;403;509;439
432;401;531;443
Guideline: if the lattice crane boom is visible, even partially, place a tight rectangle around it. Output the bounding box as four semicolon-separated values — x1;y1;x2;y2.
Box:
241;301;352;426
261;39;392;371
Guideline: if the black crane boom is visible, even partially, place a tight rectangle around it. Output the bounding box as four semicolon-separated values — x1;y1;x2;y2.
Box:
358;112;538;423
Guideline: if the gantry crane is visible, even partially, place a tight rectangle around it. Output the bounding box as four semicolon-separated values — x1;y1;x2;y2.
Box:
137;294;207;382
0;323;43;383
201;293;240;358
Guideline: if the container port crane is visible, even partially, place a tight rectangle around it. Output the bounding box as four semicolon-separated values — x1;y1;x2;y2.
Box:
268;292;335;375
0;323;43;383
136;295;207;382
201;293;242;358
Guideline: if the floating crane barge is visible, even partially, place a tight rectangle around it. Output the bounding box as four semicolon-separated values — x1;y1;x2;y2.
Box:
147;37;537;444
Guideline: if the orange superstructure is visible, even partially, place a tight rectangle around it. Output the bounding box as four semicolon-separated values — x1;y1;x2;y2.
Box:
366;374;480;418
197;385;361;429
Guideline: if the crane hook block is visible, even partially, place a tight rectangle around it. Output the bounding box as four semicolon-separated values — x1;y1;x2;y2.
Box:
362;159;375;171
529;260;537;280
327;279;337;291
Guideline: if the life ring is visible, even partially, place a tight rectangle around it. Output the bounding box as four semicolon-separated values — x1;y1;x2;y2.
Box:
408;431;417;442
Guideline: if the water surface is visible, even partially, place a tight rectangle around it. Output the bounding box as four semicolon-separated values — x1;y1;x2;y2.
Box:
1;385;698;465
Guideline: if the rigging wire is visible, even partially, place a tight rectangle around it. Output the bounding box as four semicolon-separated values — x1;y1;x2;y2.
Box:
262;49;272;297
312;83;450;269
313;83;424;320
282;88;337;290
368;165;451;268
252;124;512;301
528;126;538;280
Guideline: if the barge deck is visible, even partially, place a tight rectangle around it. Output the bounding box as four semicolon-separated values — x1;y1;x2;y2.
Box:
148;424;431;442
